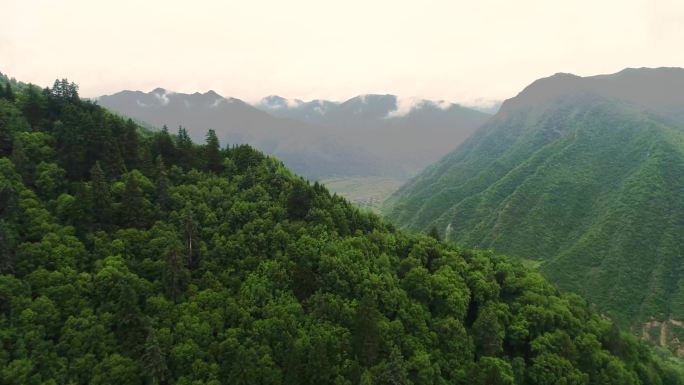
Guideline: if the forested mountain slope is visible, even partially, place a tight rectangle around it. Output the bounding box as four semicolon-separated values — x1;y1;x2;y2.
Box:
1;75;682;384
384;68;684;332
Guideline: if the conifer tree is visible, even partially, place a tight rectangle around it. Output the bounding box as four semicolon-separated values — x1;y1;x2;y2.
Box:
139;144;155;177
155;156;171;212
0;221;16;274
162;240;189;304
5;82;14;102
122;119;139;170
121;172;146;228
287;181;312;220
181;207;199;268
142;331;169;385
156;125;176;165
21;84;45;129
90;161;111;229
72;181;93;230
10;138;28;182
205;129;222;173
427;226;441;241
176;126;193;169
0;121;14;157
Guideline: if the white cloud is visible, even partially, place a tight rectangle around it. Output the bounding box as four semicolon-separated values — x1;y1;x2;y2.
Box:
463;97;501;109
386;97;425;118
210;98;223;108
313;105;327;115
152;89;171;106
286;98;303;108
434;100;454;110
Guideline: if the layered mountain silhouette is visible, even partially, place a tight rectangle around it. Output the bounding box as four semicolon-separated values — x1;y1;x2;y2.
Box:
98;90;490;180
385;68;684;334
98;89;388;179
257;94;490;176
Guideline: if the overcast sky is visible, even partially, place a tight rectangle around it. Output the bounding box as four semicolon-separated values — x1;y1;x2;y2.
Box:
2;0;684;105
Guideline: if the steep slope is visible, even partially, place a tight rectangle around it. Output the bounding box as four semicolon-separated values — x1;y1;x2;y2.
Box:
97;89;387;179
385;68;684;332
2;76;683;384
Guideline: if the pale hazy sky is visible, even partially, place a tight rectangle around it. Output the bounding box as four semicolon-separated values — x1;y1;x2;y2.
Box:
2;0;684;105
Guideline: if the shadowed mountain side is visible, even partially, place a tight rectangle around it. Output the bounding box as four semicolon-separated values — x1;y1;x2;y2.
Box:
97;89;389;179
384;68;684;335
257;94;491;176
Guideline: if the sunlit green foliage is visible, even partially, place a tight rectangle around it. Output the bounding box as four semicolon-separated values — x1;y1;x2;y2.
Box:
0;76;682;384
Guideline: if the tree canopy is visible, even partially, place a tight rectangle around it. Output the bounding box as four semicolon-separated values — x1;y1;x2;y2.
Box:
0;77;682;384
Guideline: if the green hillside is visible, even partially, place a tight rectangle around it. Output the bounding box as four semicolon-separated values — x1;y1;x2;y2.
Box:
384;71;684;333
1;76;682;384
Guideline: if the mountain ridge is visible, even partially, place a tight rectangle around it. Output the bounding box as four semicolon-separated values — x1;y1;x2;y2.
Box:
384;68;684;339
98;88;491;182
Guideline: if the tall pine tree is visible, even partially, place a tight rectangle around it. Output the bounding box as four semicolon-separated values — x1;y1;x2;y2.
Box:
181;207;199;268
155;156;171;212
205;129;222;173
122;119;139;170
176;126;193;170
120;172;146;228
90;161;111;230
10;138;29;182
4;82;15;102
155;125;177;165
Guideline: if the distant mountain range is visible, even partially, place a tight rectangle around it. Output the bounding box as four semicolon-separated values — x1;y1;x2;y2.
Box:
385;67;684;339
97;90;490;180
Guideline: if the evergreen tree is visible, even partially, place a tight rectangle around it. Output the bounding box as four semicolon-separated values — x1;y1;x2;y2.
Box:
427;226;441;241
162;240;189;303
84;108;116;175
353;294;382;367
181;207;199;268
52;79;63;99
176;126;193;169
155;125;176;165
21;84;45;129
155;156;171;212
103;140;126;178
90;161;111;230
4;82;15;102
51;78;79;102
139;143;155;177
120;172;146;228
142;331;169;385
71;181;93;230
10;138;29;182
0;119;12;157
122;119;140;171
205;129;222;173
0;220;16;274
54;114;87;179
287;181;312;220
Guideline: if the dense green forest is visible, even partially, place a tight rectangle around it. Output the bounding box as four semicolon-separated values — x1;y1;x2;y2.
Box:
0;74;682;384
384;70;684;333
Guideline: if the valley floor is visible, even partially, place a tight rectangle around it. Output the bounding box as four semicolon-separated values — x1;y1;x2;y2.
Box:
321;176;405;213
